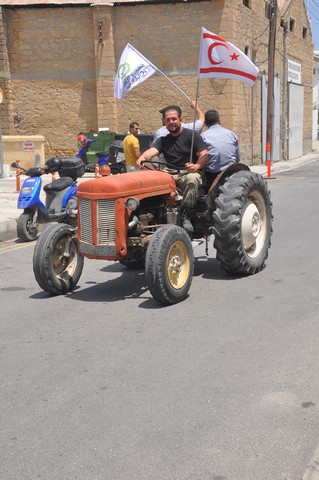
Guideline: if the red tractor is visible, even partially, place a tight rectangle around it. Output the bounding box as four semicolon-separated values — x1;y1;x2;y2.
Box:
33;161;273;305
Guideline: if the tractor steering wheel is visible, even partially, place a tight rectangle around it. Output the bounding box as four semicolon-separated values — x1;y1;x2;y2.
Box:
141;160;184;175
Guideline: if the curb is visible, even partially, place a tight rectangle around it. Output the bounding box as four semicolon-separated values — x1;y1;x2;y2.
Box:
0;218;17;242
0;218;49;242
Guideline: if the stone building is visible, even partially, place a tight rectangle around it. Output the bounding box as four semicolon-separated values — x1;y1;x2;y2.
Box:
0;0;313;164
313;51;319;141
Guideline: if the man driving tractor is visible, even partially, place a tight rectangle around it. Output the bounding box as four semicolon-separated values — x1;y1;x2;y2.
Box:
137;106;208;234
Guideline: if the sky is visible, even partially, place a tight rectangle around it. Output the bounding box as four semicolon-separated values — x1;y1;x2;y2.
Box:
307;0;319;50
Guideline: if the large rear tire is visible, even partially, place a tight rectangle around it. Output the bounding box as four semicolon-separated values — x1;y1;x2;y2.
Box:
17;212;38;242
145;225;194;305
33;223;84;295
213;171;273;275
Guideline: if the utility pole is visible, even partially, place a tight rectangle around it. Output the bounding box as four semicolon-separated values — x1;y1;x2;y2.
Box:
281;19;288;161
266;0;277;151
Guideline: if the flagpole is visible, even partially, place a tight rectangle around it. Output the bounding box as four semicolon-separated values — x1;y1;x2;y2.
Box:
154;67;191;102
190;28;205;164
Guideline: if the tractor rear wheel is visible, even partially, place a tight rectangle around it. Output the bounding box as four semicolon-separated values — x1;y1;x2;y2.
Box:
212;171;273;275
146;224;194;305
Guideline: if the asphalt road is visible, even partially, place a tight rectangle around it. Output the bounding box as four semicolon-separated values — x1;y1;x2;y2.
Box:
1;160;319;480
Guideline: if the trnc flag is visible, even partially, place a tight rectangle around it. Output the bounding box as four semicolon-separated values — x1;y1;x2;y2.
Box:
114;43;157;99
199;28;259;86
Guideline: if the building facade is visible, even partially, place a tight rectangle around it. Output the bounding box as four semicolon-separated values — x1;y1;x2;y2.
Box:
313;51;319;141
0;0;314;164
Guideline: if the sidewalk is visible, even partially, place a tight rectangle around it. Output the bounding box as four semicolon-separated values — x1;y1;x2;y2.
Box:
1;143;319;242
0;171;95;242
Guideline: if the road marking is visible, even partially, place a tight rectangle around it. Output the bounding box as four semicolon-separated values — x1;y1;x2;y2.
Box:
0;242;34;254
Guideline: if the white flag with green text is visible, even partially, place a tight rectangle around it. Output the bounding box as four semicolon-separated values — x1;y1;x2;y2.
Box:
114;44;157;99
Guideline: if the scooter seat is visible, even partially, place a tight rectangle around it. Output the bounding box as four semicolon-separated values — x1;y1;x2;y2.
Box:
43;176;74;192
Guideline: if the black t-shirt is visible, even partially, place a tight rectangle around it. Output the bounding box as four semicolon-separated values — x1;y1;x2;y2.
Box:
153;128;206;168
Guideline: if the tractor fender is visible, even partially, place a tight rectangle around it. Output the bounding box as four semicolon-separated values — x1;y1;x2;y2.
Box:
206;163;250;211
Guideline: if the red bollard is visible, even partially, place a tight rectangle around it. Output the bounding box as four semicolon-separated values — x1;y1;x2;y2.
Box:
15;160;21;193
265;143;276;179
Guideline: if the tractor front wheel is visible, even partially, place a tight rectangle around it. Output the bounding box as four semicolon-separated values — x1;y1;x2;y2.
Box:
145;225;194;305
33;223;84;295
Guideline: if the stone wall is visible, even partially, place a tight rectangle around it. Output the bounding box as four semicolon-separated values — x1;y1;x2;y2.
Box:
0;0;314;163
0;6;98;157
0;7;13;135
2;135;45;169
100;0;258;162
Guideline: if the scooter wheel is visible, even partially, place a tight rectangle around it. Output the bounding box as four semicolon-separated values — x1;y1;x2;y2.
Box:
17;213;38;242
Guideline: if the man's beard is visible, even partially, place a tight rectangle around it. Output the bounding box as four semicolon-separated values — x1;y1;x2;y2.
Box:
167;124;181;134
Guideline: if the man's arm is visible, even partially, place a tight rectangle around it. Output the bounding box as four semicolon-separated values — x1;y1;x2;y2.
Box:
182;101;204;133
136;147;160;168
190;100;204;125
185;149;208;173
184;131;208;172
131;137;141;160
133;146;141;159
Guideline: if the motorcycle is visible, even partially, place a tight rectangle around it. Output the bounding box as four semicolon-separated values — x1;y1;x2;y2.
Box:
76;134;127;175
11;156;85;242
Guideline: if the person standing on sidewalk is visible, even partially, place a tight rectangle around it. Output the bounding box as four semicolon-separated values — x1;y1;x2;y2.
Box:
123;122;141;172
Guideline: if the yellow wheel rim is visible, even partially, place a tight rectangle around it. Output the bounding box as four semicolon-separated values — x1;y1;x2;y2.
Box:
167;240;190;289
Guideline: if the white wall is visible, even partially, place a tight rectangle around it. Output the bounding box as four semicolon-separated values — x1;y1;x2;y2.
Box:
313;53;319;109
312;53;319;142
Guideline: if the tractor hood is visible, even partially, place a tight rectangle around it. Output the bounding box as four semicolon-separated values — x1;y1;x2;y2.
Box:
77;170;176;200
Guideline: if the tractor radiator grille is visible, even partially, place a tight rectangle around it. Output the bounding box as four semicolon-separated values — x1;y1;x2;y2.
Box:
79;198;116;245
97;199;116;244
79;198;92;243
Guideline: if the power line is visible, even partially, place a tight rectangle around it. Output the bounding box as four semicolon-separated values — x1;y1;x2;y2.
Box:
308;7;319;23
308;0;319;9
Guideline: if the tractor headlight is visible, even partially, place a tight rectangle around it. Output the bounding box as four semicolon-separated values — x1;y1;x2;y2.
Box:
125;197;140;211
67;196;78;209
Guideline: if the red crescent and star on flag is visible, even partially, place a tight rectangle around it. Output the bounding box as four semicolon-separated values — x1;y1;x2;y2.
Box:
199;29;258;85
208;41;240;65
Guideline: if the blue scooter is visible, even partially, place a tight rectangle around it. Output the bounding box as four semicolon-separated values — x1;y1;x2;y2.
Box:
11;156;85;242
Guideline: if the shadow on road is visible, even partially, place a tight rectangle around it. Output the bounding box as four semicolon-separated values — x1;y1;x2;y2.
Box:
30;255;238;307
